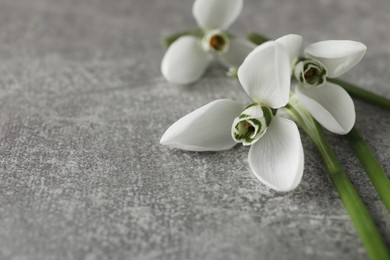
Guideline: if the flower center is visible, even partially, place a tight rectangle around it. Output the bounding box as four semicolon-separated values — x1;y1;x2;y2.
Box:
209;35;226;51
235;121;256;138
232;103;276;146
304;67;316;81
294;59;327;87
202;30;229;54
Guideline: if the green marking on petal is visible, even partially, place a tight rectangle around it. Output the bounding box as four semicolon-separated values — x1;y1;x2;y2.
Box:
239;114;250;119
250;118;262;129
245;102;258;109
271;108;277;116
245;136;252;143
262;106;273;126
299;75;304;83
232;104;276;146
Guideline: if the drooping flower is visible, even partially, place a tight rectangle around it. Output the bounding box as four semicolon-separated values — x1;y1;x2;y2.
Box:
161;42;304;192
275;34;367;134
161;0;256;85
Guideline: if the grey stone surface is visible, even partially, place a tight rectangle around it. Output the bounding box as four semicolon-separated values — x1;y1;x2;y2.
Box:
0;0;389;259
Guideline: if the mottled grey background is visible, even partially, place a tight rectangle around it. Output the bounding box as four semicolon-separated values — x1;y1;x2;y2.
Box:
0;0;389;259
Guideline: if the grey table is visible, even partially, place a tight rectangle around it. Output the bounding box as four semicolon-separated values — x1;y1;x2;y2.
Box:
1;0;390;259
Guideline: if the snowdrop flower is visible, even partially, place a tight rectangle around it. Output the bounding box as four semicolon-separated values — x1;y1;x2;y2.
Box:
161;0;255;85
161;42;304;192
275;34;367;134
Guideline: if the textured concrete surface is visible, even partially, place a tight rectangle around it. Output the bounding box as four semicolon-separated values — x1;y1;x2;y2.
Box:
0;0;389;259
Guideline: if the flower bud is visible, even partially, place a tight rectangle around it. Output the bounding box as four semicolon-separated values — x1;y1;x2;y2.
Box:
232;103;275;146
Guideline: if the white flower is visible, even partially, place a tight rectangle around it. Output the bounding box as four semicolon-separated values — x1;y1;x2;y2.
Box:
276;34;367;134
161;0;256;85
161;42;304;192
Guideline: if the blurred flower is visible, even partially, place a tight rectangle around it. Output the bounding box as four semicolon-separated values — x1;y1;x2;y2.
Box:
161;0;255;85
161;42;304;192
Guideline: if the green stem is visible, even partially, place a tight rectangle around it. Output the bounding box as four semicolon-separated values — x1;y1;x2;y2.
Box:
247;32;390;110
162;28;204;47
287;96;390;260
346;127;390;213
247;32;269;45
329;78;390;110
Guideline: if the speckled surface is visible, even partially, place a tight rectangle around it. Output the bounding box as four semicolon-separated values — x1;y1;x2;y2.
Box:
0;0;389;259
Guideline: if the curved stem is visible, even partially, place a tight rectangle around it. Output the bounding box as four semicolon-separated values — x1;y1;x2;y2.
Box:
286;96;390;260
347;127;390;213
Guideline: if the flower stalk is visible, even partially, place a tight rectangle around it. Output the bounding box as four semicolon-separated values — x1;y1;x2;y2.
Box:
346;127;390;213
286;95;390;260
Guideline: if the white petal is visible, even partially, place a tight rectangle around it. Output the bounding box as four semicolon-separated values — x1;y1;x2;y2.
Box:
161;36;211;85
304;40;367;78
275;34;303;65
248;117;304;192
160;99;244;151
192;0;243;30
218;38;256;68
295;82;355;134
237;41;291;108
